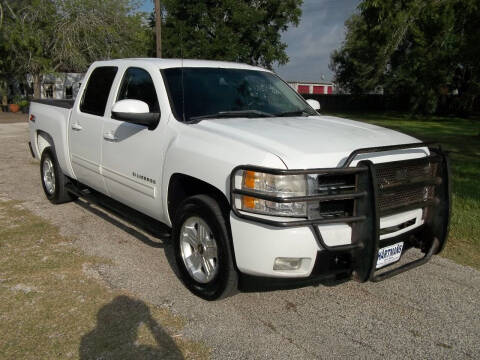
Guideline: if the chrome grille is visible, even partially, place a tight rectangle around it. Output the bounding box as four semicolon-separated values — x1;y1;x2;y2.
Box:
375;160;435;185
374;158;438;215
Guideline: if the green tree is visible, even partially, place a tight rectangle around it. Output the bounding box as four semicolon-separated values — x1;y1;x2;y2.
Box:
0;0;152;99
1;0;58;98
330;0;480;114
53;0;153;72
157;0;303;69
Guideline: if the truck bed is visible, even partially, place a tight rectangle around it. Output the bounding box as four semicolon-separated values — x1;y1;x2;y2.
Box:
29;98;76;179
31;99;75;109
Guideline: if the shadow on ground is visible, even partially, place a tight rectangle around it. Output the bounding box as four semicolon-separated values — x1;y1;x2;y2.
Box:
79;296;184;359
73;188;171;248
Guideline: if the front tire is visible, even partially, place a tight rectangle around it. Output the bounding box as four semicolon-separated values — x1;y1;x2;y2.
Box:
40;148;77;204
173;195;238;300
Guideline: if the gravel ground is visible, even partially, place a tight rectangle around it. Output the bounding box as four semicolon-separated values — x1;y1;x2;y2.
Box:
1;122;479;359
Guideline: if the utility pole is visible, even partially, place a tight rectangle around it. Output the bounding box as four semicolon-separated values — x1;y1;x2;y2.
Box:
154;0;162;58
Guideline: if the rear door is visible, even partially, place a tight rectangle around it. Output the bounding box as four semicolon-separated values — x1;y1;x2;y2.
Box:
69;66;118;192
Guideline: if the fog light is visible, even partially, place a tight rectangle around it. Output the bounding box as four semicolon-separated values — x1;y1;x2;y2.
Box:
273;257;309;271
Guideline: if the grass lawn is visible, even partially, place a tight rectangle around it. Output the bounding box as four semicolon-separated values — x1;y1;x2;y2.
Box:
331;112;480;270
0;199;209;360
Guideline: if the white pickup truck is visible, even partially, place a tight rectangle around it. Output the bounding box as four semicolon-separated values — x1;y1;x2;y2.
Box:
28;58;450;300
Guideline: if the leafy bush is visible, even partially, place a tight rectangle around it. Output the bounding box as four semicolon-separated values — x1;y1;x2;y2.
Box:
19;99;29;108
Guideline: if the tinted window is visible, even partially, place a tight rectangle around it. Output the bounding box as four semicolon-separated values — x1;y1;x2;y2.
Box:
117;68;160;112
80;66;118;116
162;68;315;122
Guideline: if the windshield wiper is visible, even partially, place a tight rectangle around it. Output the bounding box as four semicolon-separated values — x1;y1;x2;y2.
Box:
189;110;274;122
275;110;314;117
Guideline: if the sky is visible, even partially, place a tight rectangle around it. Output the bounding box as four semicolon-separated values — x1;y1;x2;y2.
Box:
140;0;360;82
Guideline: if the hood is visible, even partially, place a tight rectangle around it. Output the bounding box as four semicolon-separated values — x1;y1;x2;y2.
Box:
193;115;421;168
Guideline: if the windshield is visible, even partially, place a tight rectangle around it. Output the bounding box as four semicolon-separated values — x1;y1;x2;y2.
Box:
162;67;317;122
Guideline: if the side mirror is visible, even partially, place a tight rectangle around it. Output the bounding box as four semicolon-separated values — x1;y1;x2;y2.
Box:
111;99;160;129
306;99;321;111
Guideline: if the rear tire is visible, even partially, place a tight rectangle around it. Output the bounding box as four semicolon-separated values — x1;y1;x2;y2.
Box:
172;194;238;300
40;147;77;204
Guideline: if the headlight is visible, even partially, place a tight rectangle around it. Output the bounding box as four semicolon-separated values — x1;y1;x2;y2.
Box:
241;170;307;217
232;166;365;224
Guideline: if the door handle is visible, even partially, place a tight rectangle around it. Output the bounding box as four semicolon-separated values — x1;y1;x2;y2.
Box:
103;132;118;142
71;123;83;131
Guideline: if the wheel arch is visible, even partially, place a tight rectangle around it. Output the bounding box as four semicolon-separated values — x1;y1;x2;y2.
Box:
167;173;231;226
35;129;75;179
36;130;55;158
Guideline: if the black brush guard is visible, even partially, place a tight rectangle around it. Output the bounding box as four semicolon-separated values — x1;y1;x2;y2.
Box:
230;142;450;283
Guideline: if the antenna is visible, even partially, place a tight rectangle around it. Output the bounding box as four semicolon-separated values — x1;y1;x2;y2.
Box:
180;22;186;123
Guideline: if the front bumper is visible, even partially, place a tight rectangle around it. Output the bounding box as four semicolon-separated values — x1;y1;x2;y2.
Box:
229;143;451;283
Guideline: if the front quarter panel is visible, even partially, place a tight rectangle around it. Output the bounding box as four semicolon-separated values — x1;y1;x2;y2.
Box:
161;121;286;226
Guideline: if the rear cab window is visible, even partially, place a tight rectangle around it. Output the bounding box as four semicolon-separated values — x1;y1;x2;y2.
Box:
80;66;118;116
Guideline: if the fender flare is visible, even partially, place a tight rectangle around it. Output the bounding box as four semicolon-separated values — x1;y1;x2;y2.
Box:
36;130;56;158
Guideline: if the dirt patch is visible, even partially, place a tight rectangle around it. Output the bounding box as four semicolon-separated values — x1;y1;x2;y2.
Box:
0;112;28;124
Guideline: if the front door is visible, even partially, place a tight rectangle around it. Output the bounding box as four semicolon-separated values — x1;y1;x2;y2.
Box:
101;67;163;219
69;66;118;193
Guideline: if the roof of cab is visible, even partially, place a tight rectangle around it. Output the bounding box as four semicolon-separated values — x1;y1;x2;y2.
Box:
90;58;269;72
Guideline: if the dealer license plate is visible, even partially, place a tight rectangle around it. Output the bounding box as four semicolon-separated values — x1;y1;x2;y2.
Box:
376;242;404;269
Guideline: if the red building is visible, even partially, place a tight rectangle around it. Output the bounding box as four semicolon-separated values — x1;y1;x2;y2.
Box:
287;81;334;95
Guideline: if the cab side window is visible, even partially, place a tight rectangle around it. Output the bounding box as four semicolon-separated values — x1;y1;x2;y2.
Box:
80;66;118;116
117;68;160;113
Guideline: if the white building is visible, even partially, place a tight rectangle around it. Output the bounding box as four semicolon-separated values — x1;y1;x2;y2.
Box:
27;73;84;99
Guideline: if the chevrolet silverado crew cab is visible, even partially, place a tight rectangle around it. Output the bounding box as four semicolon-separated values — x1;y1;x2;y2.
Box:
28;59;450;300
